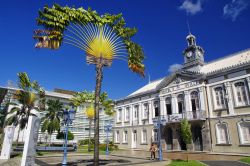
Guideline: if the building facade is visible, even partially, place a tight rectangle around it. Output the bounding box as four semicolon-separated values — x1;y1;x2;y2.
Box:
0;87;113;144
114;34;250;154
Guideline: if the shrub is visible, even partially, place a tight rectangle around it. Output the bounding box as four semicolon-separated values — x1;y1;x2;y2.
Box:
56;131;74;140
78;138;95;145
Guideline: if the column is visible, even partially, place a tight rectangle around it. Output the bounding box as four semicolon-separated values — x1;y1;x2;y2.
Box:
121;107;124;126
129;105;133;126
246;77;250;105
224;82;234;115
171;94;178;114
206;86;213;118
172;125;180;150
198;87;206;118
149;100;153;124
139;103;142;125
160;97;166;117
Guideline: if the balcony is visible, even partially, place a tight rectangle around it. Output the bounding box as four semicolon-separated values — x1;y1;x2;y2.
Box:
165;111;206;123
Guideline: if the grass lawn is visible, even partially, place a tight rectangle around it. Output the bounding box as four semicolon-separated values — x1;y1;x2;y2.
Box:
76;146;107;155
240;157;250;164
168;160;205;166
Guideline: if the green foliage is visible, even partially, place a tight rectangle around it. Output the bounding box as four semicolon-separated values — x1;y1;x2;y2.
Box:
180;119;192;145
78;138;95;145
41;99;63;135
71;91;114;116
56;131;74;140
34;4;145;76
240;157;250;164
169;160;204;166
6;72;45;128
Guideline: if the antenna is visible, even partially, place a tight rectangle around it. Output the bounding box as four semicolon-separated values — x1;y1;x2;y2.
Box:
186;19;191;35
186;13;191;34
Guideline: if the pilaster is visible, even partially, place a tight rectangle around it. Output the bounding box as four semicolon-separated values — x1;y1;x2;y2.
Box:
149;101;153;124
224;82;234;115
160;97;166;117
171;94;178;114
198;87;206;112
139;103;142;125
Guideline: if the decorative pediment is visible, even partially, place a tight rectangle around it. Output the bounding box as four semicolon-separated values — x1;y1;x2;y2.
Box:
156;70;204;90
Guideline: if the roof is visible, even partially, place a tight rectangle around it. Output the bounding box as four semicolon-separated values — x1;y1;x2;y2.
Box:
199;49;250;74
127;78;164;97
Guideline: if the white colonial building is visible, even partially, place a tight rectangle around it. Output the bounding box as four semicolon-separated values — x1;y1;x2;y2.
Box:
114;33;250;154
0;87;113;144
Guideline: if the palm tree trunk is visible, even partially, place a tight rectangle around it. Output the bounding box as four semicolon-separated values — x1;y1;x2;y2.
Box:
93;61;104;166
88;119;92;152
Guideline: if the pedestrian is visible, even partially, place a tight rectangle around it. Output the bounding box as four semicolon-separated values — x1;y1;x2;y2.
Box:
149;144;156;160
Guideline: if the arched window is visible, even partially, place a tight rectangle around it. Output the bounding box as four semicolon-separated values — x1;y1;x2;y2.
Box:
234;82;248;106
154;101;159;117
238;122;250;144
214;86;226;109
177;94;184;114
165;97;172;115
134;105;139;119
216;123;230;144
191;91;199;111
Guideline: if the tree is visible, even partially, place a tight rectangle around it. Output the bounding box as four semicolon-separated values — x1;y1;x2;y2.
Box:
6;72;45;146
71;91;114;152
34;4;145;165
41;99;63;146
56;131;74;140
180;118;192;161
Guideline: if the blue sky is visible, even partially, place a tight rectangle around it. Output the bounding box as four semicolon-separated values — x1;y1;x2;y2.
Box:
0;0;249;99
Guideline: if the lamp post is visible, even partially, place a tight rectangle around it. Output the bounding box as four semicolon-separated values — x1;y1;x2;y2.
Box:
104;123;112;155
152;116;166;161
62;109;76;166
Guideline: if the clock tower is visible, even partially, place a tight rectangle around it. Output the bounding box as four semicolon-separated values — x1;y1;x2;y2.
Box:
183;33;205;70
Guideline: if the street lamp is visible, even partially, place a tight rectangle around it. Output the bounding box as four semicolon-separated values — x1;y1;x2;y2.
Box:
152;116;166;161
104;123;112;155
62;109;76;166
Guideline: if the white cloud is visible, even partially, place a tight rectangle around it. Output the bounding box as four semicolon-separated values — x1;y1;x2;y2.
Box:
223;0;249;21
179;0;203;15
168;64;183;73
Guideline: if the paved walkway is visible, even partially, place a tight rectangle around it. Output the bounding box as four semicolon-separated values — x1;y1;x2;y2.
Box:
201;161;250;166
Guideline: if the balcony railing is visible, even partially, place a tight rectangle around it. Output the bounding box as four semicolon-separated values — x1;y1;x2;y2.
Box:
165;110;206;123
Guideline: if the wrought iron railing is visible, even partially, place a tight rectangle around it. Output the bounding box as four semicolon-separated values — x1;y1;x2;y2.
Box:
164;110;206;123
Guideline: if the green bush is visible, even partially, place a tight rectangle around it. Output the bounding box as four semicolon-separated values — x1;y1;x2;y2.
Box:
78;138;95;145
56;131;74;140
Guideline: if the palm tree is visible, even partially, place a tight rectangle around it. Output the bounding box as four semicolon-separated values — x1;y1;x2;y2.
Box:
71;91;114;152
34;4;145;165
6;72;45;146
41;99;63;146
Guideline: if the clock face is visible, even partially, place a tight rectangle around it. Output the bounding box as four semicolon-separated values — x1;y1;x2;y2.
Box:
186;51;193;58
196;50;202;57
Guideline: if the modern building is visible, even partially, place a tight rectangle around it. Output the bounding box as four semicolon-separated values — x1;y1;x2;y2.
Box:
114;33;250;154
0;87;113;144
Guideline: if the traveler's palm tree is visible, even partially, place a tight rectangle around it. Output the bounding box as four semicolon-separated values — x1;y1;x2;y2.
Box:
34;4;144;165
41;99;63;146
6;72;45;146
71;91;114;152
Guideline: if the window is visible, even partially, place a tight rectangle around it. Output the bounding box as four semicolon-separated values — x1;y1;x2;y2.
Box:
116;109;122;122
216;123;230;144
238;122;250;144
154;101;159;117
177;94;184;114
153;129;158;142
123;131;128;143
134;105;139;119
141;130;147;143
234;82;249;106
115;131;120;143
142;103;149;119
165;97;172;115
125;107;130;122
191;91;199;111
214;86;226;109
